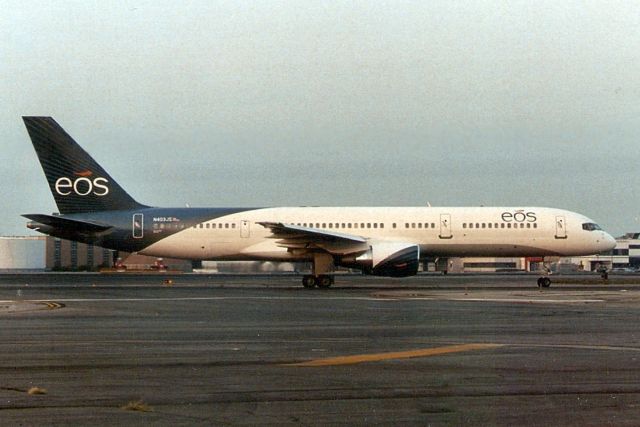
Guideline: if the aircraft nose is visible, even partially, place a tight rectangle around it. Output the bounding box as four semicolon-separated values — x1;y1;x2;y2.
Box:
600;232;617;251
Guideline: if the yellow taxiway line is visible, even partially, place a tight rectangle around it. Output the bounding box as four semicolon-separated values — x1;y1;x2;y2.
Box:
287;343;504;367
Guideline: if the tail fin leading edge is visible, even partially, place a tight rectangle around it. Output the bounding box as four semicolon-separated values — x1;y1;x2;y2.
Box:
23;117;147;214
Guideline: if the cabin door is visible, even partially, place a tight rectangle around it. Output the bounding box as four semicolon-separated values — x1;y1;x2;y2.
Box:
555;215;567;239
439;213;452;239
132;213;144;239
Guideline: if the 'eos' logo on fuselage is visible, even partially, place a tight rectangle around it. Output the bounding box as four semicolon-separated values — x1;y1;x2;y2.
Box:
501;210;537;222
55;172;109;197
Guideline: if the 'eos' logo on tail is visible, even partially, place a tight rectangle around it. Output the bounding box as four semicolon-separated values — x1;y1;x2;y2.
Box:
55;171;110;196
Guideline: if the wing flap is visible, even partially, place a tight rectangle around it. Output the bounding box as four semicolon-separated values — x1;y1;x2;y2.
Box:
258;222;366;243
257;222;368;255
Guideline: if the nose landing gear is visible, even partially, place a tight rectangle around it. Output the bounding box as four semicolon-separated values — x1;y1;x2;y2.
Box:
537;277;551;288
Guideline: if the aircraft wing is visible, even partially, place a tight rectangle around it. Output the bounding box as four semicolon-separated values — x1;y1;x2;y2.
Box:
257;222;368;254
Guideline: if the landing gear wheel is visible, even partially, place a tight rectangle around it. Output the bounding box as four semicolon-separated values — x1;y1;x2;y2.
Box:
537;277;551;288
302;275;317;288
317;275;334;289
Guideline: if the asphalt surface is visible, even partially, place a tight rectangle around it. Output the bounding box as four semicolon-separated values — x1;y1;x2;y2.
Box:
1;273;640;426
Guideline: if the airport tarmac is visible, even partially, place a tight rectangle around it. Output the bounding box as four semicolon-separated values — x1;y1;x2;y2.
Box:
1;273;640;426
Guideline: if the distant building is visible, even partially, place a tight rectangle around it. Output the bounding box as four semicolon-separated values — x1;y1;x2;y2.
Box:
560;232;640;272
116;252;193;272
46;237;114;270
1;233;637;274
0;236;113;271
0;236;46;271
436;257;526;273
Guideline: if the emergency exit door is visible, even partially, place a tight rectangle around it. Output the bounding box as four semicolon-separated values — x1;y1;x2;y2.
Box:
240;220;250;238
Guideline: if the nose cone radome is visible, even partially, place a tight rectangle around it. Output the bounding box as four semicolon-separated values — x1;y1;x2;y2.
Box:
599;232;617;252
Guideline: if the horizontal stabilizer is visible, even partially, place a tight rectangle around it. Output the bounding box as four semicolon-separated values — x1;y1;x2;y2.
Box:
23;213;113;234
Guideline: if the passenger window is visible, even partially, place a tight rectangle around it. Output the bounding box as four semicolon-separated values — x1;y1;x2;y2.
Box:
418;223;422;229
380;223;384;229
393;223;397;229
533;223;538;228
482;223;486;229
463;223;467;229
373;223;378;229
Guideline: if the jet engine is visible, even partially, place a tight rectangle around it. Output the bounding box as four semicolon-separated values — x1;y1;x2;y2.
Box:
338;242;420;277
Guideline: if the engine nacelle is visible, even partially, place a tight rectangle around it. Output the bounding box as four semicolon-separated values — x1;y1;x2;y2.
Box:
338;242;420;277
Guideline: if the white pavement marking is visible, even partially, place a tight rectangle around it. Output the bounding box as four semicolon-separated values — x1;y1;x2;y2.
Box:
444;297;604;303
0;296;399;303
0;295;606;304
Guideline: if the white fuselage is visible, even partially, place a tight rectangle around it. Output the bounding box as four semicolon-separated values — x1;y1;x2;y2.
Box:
139;206;615;261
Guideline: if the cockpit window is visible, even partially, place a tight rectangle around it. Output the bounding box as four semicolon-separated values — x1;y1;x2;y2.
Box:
582;223;602;231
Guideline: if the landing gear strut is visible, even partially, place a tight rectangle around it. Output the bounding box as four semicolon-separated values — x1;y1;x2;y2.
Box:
302;253;335;289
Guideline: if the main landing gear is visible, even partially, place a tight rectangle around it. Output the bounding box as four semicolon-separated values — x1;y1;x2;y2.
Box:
302;275;335;289
301;253;335;289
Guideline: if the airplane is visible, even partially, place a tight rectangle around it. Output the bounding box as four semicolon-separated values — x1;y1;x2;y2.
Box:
22;117;616;288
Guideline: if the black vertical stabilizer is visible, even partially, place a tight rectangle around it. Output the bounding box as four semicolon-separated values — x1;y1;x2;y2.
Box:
23;117;147;214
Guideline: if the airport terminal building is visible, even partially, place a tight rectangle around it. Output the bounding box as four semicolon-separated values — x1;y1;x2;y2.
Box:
0;236;191;272
558;232;640;272
0;236;46;271
0;236;114;271
1;234;638;273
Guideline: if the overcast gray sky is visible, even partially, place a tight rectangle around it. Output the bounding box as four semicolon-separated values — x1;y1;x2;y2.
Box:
2;1;639;236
